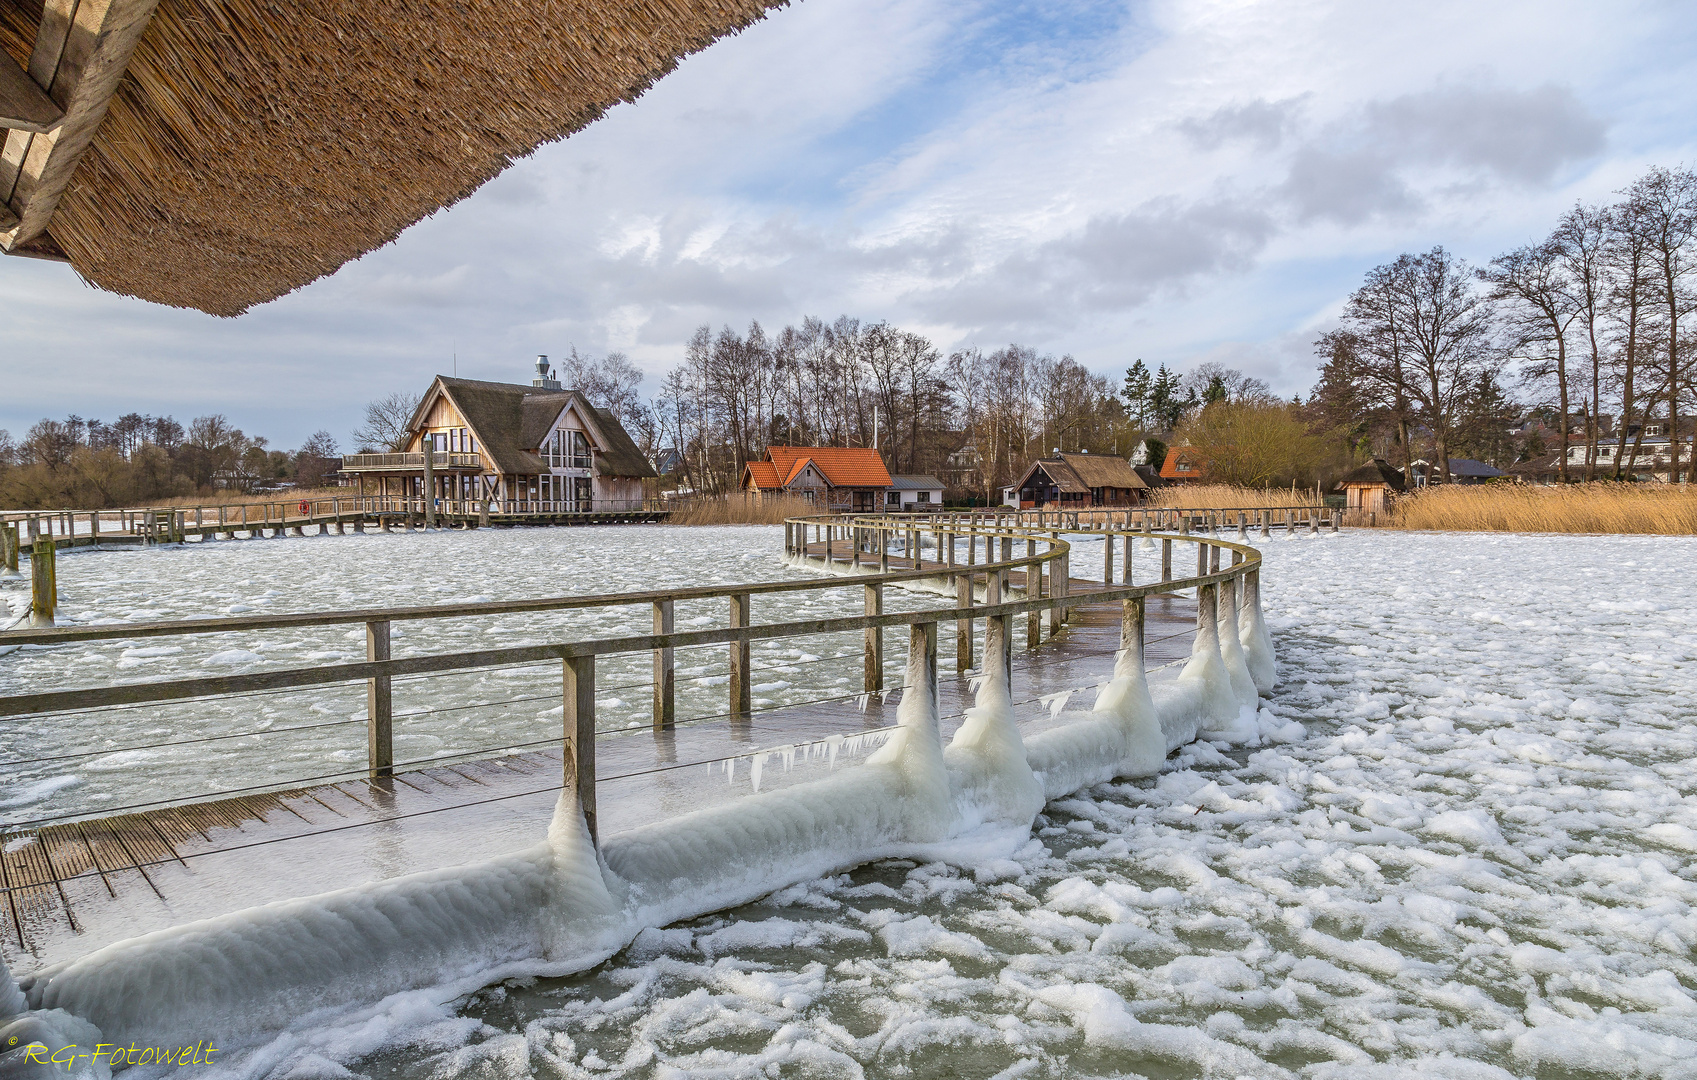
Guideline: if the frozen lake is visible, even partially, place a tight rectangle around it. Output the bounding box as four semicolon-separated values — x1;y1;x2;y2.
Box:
326;530;1697;1080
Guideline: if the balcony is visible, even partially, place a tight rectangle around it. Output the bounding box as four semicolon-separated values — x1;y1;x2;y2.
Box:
341;452;484;473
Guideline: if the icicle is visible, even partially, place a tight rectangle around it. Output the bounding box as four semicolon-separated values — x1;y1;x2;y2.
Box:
750;752;769;792
1041;689;1074;719
856;693;870;713
826;732;843;769
725;757;736;785
780;745;795;771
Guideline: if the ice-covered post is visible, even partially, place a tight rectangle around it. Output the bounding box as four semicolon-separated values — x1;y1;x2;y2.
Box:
1121;594;1145;672
1237;512;1247;539
985;567;1012;687
562;654;598;847
28;535;56;626
728;592;751;717
366;620;393;777
956;572;975;672
1331;510;1341;533
909;621;938;713
653;599;674;731
865;583;884;693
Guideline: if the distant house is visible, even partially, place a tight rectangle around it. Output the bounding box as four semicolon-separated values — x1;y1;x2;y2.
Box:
1010;451;1147;508
742;446;894;512
1160;447;1210;484
1409;458;1502;486
340;357;656;511
887;474;945;510
1509;433;1696;483
1335;459;1406;516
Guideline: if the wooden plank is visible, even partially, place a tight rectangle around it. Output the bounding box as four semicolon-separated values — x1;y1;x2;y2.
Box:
2;0;161;251
0;50;62;133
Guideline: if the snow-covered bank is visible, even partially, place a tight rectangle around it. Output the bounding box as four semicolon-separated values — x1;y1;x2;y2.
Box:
3;538;1272;1075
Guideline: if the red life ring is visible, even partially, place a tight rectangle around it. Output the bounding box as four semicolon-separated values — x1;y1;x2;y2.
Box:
298;500;310;515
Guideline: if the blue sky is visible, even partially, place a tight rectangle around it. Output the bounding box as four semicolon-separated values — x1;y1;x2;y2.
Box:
4;0;1697;449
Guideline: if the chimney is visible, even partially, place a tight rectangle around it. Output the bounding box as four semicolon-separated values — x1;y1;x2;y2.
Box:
532;354;562;390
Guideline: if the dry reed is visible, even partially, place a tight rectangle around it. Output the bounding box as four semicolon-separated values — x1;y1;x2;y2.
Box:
1149;484;1322;510
1389;483;1697;534
146;487;354;510
669;493;818;526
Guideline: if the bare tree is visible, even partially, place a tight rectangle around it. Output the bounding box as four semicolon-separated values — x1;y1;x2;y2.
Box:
1624;166;1697;481
1484;238;1579;482
352;392;422;453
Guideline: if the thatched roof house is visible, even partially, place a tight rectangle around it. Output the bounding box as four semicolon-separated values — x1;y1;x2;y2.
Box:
0;0;785;314
1334;458;1405;516
342;360;655;511
1011;452;1146;508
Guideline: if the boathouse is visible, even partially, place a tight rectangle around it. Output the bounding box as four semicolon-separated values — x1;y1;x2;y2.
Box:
341;360;655;511
1011;452;1147;509
1335;458;1406;517
741;447;893;512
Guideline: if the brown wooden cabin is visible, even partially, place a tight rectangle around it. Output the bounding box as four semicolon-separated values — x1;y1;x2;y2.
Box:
1335;458;1406;516
1011;452;1147;509
341;362;655;512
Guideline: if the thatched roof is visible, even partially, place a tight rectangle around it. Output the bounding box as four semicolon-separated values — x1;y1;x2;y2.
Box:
1017;453;1146;494
420;376;656;478
1335;458;1406;491
0;0;787;315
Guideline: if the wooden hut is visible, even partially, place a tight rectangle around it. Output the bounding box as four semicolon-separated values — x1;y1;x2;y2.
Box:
1011;452;1147;509
1335;458;1406;517
341;360;655;511
0;0;786;311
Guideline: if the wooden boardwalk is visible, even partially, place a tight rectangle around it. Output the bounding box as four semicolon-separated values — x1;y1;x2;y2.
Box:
0;553;1201;969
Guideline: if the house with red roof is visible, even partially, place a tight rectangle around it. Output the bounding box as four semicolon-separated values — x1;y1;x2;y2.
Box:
1159;446;1211;484
741;447;894;512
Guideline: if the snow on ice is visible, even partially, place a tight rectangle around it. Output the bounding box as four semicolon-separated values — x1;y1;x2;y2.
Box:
6;528;1697;1079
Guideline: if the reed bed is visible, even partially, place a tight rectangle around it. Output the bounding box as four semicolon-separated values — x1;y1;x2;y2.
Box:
146;488;354;510
1389;483;1697;534
669;493;818;526
1149;485;1322;510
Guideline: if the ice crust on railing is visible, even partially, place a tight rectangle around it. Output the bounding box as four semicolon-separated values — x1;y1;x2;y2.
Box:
14;544;1278;1076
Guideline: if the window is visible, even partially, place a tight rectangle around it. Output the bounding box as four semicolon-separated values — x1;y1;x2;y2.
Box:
571;431;591;469
887;491;901;505
916;491;931;503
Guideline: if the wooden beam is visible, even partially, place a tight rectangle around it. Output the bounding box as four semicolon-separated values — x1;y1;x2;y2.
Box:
1;0;160;252
0;50;62;133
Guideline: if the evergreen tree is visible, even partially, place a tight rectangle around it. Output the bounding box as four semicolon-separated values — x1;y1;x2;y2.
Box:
1147;365;1187;430
1201;373;1228;407
1122;359;1152;425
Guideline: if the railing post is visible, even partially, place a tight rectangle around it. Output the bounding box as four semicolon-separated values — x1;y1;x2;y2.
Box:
1047;538;1063;638
864;583;884;693
1237;512;1247;539
910;621;938;708
562;654;598;846
985;567;1011;687
1260;510;1271;539
653;599;674;731
1122;527;1132;583
879;524;890;573
1;522;18;578
728;592;751;717
366;619;392;778
1122;594;1145;672
28;535;56;626
1161;536;1172;582
1197;537;1207;578
956;572;975;672
1210;543;1220;574
1026;537;1041;649
825;527;833;566
1103;531;1114;584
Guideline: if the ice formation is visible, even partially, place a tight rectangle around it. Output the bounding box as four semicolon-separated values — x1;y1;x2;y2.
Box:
8;547;1273;1069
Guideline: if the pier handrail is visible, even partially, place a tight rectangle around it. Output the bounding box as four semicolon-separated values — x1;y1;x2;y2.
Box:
1;515;1268;846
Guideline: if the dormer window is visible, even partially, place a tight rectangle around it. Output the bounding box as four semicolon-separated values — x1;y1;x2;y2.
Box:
544;429;592;468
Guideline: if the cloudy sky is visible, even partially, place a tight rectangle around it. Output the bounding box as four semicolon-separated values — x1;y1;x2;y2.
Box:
4;0;1695;449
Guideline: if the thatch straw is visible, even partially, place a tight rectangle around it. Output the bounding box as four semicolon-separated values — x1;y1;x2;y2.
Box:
1388;483;1697;534
0;0;788;315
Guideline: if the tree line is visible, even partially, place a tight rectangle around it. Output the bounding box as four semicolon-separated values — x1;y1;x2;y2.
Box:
1309;164;1697;483
0;414;340;509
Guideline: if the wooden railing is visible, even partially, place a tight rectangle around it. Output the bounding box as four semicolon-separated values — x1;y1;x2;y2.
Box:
0;516;1265;847
340;452;484;471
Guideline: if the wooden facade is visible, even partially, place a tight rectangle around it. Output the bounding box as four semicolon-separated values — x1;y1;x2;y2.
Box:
1012;453;1147;509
